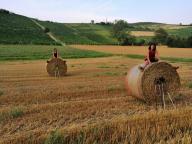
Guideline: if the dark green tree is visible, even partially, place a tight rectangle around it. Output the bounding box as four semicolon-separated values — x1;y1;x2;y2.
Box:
166;36;190;48
135;39;146;46
112;20;129;37
91;20;95;24
44;27;50;33
154;28;168;44
187;36;192;47
112;20;135;45
116;31;136;45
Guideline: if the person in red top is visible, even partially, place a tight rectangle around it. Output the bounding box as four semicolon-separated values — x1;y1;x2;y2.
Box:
139;44;160;71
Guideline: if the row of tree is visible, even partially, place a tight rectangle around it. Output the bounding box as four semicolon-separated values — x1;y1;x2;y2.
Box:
153;28;192;48
0;9;11;14
112;20;192;47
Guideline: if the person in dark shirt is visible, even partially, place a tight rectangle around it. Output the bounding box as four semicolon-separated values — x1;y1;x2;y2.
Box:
53;48;59;58
139;44;160;71
47;48;59;63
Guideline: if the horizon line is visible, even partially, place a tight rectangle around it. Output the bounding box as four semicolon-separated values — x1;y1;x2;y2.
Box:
1;8;190;25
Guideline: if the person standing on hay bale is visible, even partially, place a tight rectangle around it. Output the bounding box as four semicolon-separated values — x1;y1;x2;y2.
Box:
47;48;60;77
46;48;67;77
139;44;160;71
53;48;59;58
47;48;59;63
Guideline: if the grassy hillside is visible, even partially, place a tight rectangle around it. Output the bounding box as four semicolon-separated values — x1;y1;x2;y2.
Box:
0;10;57;45
38;21;118;45
1;9;192;45
0;45;111;61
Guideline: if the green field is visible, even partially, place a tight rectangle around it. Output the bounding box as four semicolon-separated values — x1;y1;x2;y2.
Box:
0;11;57;45
168;27;192;38
38;21;118;45
1;44;192;62
0;45;111;61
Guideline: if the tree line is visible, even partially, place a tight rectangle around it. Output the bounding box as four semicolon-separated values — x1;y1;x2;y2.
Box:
154;28;192;48
112;20;192;48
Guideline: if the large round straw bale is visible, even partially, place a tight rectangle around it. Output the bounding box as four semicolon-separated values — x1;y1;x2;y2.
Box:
125;62;180;103
46;58;67;77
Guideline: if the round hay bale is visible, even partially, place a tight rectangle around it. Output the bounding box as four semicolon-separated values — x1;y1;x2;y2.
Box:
46;58;67;77
125;62;180;103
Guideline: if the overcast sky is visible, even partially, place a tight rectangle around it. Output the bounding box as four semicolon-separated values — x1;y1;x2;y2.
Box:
1;0;192;24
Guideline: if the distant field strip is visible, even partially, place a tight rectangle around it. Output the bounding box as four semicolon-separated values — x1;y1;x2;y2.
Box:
131;31;155;37
72;45;192;59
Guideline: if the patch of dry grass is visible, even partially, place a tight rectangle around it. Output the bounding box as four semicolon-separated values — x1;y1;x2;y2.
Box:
2;107;192;144
72;45;192;58
0;56;191;143
131;31;155;37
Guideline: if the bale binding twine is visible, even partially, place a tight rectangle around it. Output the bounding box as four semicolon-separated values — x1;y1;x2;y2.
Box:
47;58;67;77
125;62;180;104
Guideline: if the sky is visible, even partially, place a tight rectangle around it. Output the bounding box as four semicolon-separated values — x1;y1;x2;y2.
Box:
0;0;192;24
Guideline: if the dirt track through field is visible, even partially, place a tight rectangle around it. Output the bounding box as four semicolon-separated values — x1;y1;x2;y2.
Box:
31;19;66;46
0;56;192;142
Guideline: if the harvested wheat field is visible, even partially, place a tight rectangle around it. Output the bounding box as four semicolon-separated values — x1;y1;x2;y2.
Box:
72;45;192;58
130;31;155;37
0;55;192;143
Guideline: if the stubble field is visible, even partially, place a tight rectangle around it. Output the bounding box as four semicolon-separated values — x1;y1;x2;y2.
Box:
0;46;192;143
72;45;192;58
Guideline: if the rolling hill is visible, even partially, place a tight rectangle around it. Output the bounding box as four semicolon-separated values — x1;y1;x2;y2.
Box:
37;21;118;45
1;9;192;45
0;9;58;45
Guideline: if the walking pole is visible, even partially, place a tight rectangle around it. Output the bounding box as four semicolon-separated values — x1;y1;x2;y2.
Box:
168;92;176;109
155;85;158;110
54;68;57;78
54;61;57;78
161;83;166;109
158;84;164;109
